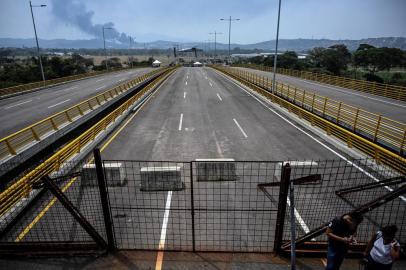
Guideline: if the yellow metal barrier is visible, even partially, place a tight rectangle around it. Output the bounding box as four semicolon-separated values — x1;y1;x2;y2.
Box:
0;67;146;98
212;66;406;175
0;67;177;217
0;68;165;162
220;67;406;155
234;64;406;102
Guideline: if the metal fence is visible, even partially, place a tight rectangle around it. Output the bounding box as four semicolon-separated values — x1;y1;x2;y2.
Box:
0;160;107;254
1;156;404;255
105;160;281;252
278;159;405;249
104;158;405;253
234;64;406;102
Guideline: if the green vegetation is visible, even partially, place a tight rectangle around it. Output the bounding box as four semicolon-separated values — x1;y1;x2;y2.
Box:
236;44;406;86
0;49;154;89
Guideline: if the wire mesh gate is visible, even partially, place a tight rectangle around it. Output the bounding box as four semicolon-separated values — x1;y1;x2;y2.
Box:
104;160;282;252
103;158;405;253
1;153;404;255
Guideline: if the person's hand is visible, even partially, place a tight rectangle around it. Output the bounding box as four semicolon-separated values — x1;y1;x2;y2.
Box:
343;237;352;244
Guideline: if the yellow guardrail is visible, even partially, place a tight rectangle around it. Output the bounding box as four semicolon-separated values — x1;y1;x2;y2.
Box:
0;68;164;162
0;67;145;98
0;67;177;217
222;67;406;155
234;64;406;102
212;66;406;175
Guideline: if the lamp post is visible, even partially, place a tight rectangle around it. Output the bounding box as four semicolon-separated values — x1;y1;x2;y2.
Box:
129;36;135;69
209;31;222;60
271;0;282;94
220;16;240;61
29;1;46;83
102;27;113;71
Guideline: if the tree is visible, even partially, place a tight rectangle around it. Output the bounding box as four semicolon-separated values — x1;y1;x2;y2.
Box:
353;45;404;73
309;44;350;75
278;51;299;69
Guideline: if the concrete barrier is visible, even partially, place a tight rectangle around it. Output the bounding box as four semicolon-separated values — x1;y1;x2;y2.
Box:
140;166;183;191
82;162;125;186
195;158;236;181
274;161;319;182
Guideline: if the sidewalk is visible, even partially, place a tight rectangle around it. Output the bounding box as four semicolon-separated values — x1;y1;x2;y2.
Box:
1;251;405;270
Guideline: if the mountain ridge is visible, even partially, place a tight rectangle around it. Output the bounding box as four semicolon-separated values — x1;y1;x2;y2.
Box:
0;37;405;51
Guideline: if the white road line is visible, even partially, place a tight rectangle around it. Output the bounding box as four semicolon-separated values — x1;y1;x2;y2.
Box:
216;93;222;101
155;191;173;270
287;198;310;233
96;78;105;82
233;118;248;138
95;86;105;91
114;74;121;78
222;72;406;203
5;99;33;109
178;113;183;131
159;191;172;249
209;82;213;87
65;86;78;91
184;92;186;99
47;99;71;109
185;81;188;86
117;79;124;82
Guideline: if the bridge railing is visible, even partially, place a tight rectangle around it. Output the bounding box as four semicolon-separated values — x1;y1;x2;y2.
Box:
0;66;149;98
234;64;406;102
0;68;164;162
0;67;177;218
213;66;406;175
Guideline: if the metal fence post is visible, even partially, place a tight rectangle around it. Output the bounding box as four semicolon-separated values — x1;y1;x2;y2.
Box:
41;175;108;250
289;174;296;270
274;163;291;253
190;162;196;252
94;148;116;251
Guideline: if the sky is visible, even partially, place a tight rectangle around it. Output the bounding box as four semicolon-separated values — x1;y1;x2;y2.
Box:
0;0;405;44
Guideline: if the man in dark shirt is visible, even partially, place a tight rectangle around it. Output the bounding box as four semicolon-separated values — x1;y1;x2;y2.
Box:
325;212;364;270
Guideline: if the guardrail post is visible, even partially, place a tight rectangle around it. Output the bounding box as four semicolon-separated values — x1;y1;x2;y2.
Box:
400;129;406;156
353;108;360;131
5;139;17;155
30;128;40;141
336;102;342;123
50;118;59;130
274;163;291;254
93;148;116;251
373;115;382;142
322;97;328;117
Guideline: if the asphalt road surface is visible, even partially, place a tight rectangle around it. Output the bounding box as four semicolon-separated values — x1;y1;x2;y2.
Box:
233;67;406;123
4;67;403;257
0;67;153;138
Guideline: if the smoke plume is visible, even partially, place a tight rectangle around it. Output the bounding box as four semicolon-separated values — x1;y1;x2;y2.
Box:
51;0;131;42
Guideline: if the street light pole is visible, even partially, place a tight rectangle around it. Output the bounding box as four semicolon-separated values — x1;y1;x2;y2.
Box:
129;36;134;69
209;31;222;60
29;1;46;83
220;16;240;61
102;27;112;71
271;0;282;94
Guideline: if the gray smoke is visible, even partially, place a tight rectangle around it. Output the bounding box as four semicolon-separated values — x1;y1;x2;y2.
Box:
51;0;131;42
